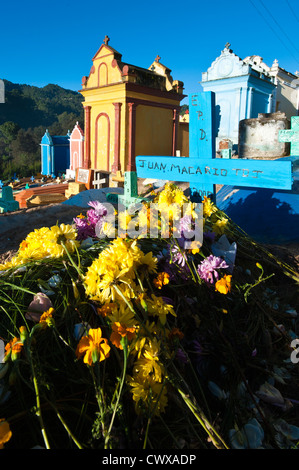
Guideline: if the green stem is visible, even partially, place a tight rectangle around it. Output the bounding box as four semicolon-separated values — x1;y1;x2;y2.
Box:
104;338;128;449
31;358;51;449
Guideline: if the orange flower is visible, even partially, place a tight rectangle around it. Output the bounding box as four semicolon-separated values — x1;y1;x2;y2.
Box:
76;328;110;366
153;272;170;289
215;274;232;295
5;337;23;360
39;307;55;327
97;303;117;317
0;419;12;449
168;327;184;341
110;322;136;350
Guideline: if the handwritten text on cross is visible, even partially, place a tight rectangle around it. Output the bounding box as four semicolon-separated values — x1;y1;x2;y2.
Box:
136;156;293;190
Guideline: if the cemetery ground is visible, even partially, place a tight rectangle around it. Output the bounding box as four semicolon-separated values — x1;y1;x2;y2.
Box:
0;180;298;450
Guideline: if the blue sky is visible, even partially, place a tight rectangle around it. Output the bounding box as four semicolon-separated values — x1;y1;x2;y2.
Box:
1;0;299;105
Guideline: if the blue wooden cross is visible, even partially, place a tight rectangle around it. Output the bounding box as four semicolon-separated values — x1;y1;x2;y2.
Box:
0;180;3;190
278;116;299;156
135;92;294;201
189;91;216;201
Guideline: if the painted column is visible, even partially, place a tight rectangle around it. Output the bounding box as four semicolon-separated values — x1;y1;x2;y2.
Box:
112;102;122;173
172;108;179;156
84;106;91;169
127;102;137;171
246;87;254;118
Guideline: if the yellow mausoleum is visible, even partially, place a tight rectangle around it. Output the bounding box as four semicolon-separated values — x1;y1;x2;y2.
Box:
79;36;186;180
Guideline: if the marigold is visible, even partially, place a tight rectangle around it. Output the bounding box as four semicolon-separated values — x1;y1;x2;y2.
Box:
5;337;23;361
39;307;55;327
215;274;232;295
153;272;170;289
110;322;136;349
76;328;110;366
0;419;12;449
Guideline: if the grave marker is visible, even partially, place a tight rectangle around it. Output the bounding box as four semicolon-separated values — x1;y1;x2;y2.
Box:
135;156;293;191
107;171;151;207
0;186;20;213
278;116;299;156
189;91;216;201
135;93;294;200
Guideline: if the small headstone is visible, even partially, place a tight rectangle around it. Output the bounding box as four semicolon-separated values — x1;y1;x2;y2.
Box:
0;186;20;213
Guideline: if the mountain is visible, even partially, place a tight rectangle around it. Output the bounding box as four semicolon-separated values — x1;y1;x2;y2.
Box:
0;80;84;129
0;80;84;180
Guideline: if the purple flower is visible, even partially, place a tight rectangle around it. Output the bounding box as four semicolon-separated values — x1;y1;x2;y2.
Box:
197;254;228;284
204;231;216;244
87;209;102;226
87;201;107;217
171;242;188;267
73;217;95;240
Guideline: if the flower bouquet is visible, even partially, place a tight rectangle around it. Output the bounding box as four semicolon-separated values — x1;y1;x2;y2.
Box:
0;183;298;450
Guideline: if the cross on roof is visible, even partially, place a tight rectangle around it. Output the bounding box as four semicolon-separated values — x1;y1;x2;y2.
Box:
103;35;110;45
155;55;161;63
225;42;231;49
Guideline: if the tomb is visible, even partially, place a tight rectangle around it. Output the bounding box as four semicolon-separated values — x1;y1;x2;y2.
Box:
79;36;186;184
15;183;69;209
200;43;277;150
68;122;85;179
41;130;71;177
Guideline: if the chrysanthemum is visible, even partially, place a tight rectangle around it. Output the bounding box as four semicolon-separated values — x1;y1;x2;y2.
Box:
76;328;110;366
197;255;228;284
144;294;176;326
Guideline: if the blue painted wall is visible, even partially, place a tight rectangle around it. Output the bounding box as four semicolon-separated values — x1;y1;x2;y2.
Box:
200;45;276;150
41;130;70;177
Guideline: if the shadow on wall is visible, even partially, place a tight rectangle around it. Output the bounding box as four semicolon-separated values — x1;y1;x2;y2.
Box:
217;182;299;245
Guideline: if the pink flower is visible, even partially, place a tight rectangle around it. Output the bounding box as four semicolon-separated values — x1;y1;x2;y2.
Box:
197;255;228;284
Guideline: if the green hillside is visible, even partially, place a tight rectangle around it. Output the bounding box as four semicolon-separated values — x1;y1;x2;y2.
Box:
0;80;84;179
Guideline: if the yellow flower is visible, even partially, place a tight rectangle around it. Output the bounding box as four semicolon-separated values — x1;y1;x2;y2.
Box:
146;294;176;325
84;238;151;303
118;211;132;231
133;339;164;382
0;419;12;449
212;217;228;235
127;373;168;416
76;328;110;366
215;274;232;295
203;196;217;218
153;272;170;289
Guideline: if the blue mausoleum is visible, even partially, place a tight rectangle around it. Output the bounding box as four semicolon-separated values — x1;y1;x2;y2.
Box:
41;130;71;177
200;43;276;151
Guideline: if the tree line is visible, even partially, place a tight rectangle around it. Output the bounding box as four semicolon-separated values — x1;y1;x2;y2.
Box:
0;80;84;180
